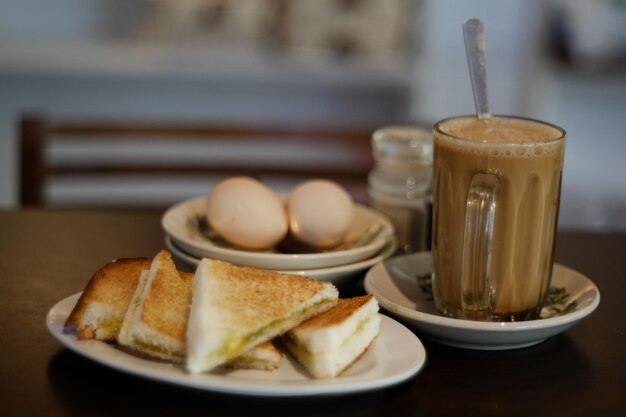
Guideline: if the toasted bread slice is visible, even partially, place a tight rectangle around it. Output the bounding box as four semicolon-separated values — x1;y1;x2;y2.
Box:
64;258;151;341
282;295;380;378
117;250;193;362
115;252;280;369
186;259;339;374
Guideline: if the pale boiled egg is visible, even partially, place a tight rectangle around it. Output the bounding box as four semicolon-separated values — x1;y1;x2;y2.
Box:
287;179;354;249
206;176;288;250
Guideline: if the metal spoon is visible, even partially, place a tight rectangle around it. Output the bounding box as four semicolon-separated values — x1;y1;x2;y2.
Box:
463;18;491;119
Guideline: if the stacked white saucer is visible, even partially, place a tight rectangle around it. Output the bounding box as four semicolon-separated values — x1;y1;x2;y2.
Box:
161;196;397;287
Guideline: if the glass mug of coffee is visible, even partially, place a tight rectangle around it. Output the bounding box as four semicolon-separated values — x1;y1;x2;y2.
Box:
432;115;566;321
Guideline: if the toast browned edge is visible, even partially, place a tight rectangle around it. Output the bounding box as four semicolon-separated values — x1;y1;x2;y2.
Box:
290;295;375;333
137;251;193;342
204;259;337;327
64;258;150;339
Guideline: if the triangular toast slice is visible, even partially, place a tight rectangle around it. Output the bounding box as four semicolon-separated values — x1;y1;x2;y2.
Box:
117;250;192;362
282;295;380;378
64;258;151;341
186;258;339;374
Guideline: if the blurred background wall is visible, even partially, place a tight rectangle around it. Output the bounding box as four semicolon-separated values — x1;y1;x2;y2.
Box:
1;0;625;230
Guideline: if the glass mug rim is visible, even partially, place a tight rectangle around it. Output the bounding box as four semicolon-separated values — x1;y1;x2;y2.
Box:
433;114;566;146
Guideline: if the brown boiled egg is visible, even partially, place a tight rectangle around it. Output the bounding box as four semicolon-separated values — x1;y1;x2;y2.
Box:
206;176;288;250
287;179;354;249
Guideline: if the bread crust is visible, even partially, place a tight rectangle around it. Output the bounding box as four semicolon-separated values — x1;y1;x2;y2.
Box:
205;260;335;328
292;295;375;332
64;258;150;340
139;251;192;342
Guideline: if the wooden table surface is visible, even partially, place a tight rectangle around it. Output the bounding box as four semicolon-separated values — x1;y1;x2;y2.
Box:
1;208;624;417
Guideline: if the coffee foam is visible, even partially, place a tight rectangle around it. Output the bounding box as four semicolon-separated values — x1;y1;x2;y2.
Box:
437;117;564;158
437;136;563;158
438;116;563;144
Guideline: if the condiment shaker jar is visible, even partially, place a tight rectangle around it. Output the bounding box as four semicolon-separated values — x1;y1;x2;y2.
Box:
368;126;433;253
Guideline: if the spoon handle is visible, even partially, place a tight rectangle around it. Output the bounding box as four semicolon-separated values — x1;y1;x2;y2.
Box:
463;18;491;119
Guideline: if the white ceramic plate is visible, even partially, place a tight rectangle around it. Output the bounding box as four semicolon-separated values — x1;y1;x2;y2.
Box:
161;196;394;270
165;235;397;287
364;252;600;350
47;294;426;397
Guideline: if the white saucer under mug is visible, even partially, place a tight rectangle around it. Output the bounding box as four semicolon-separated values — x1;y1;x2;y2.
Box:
364;252;600;350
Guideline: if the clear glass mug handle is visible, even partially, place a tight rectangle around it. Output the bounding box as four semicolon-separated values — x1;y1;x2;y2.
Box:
461;172;500;319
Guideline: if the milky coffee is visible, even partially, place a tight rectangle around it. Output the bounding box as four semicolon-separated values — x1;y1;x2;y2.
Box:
432;115;565;321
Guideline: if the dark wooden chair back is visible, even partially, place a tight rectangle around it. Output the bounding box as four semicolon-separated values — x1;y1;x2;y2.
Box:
19;114;375;208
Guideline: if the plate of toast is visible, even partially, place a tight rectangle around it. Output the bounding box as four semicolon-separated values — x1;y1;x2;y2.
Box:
48;250;425;396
